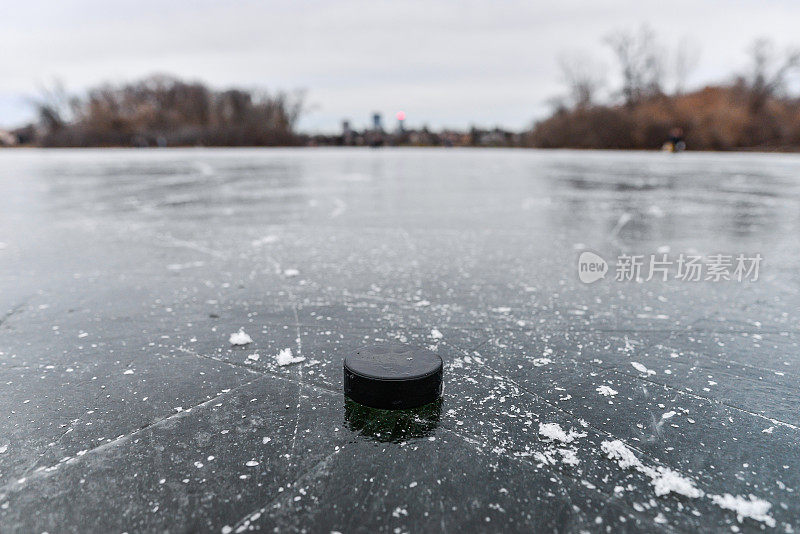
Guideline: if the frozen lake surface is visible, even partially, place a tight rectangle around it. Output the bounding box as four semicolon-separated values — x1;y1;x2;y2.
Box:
0;148;799;532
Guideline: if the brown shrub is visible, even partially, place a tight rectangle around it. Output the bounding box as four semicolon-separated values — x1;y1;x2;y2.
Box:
530;85;800;151
37;75;304;147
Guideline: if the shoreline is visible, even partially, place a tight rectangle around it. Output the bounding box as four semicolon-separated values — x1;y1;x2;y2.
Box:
3;145;800;154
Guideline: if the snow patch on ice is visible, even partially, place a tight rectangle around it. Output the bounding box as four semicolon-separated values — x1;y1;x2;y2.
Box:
650;467;703;498
601;439;643;470
532;358;552;367
275;348;305;366
538;423;586;444
601;440;703;499
558;448;580;466
596;385;618;397
430;328;443;340
283;268;300;277
229;329;253;346
710;494;775;527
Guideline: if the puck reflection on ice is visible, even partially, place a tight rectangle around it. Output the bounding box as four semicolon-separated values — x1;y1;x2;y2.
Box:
344;397;442;443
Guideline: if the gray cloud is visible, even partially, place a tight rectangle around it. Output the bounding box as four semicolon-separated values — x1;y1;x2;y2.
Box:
3;0;800;131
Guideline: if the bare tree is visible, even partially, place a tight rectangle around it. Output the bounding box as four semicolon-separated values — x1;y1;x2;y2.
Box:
671;37;700;95
31;79;72;132
605;25;665;106
33;75;307;147
738;38;800;112
558;52;606;109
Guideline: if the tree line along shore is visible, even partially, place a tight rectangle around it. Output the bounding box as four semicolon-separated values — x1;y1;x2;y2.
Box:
3;29;799;151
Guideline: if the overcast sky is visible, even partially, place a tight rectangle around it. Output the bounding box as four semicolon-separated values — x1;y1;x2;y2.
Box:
2;0;800;132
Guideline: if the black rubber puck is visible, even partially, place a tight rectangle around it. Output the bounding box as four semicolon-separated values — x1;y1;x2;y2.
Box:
344;343;443;410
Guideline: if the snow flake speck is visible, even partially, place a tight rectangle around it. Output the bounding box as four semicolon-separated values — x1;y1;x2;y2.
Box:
596;385;618;397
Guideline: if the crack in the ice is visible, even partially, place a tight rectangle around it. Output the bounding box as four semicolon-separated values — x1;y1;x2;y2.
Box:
342;292;419;306
442;339;663;469
399;228;424;290
602;333;800;382
600;366;800;430
175;345;263;375
12;425;76;485
155;233;228;259
438;426;680;533
466;336;493;353
226;444;347;533
176;345;340;397
445;336;791;528
287;303;304;470
465;323;799;336
0;301;28;328
0;374;267;494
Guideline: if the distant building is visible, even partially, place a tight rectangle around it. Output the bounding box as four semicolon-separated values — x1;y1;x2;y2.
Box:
396;111;406;133
367;113;385;147
341;120;353;145
0;129;17;146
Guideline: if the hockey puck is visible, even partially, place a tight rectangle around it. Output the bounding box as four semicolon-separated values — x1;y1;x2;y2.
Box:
343;342;443;409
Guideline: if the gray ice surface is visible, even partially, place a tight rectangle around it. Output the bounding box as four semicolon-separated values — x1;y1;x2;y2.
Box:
0;148;799;533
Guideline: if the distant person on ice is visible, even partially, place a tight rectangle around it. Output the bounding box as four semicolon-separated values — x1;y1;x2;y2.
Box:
663;127;686;152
